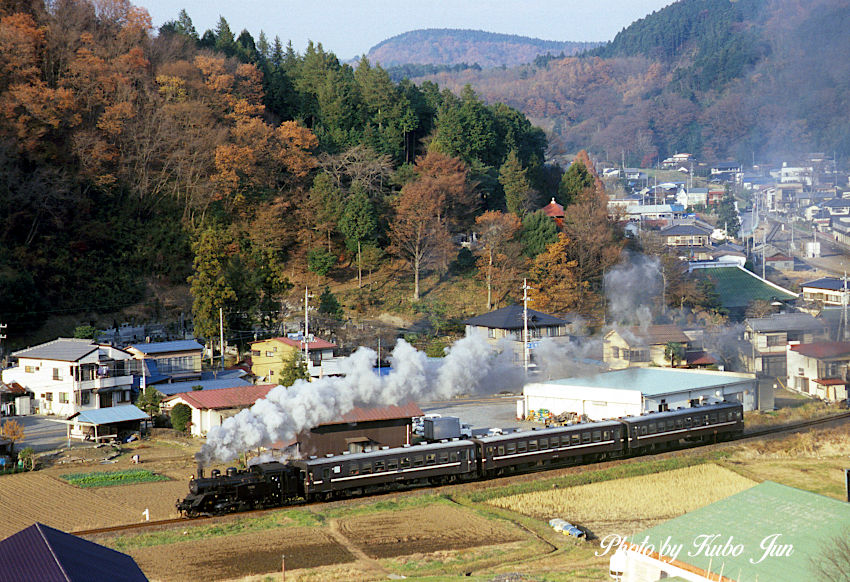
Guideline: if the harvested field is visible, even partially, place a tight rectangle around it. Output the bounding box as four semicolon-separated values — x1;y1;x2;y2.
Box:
336;502;523;559
123;528;354;582
488;464;756;538
0;472;132;538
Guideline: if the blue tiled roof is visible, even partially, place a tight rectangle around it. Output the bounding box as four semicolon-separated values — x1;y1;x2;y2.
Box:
128;340;203;354
70;405;148;425
0;522;148;581
154;378;252;396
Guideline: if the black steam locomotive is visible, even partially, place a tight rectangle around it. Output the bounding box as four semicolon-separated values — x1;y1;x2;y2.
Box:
176;401;743;516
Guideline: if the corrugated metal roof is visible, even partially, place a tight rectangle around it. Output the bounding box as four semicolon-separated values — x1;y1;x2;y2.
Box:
746;312;825;333
329;402;424;425
69;405;149;425
127;340;203;355
802;276;846;291
166;384;276;410
544;368;754;397
610;324;689;346
629;481;850;581
0;522;148;581
12;338;98;362
789;341;850;359
464;304;570;330
154;378;252;396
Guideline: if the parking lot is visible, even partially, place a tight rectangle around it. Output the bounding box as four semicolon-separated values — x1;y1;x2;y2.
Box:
3;415;74;452
420;395;538;434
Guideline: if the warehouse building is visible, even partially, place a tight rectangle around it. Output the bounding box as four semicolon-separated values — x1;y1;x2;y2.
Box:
519;368;758;421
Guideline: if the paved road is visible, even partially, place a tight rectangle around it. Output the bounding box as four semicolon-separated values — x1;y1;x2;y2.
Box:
4;415;73;452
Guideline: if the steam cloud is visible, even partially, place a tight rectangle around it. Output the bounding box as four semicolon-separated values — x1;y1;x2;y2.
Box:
198;334;522;464
604;253;663;330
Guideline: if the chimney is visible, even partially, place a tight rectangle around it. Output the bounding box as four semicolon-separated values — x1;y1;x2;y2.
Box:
197;462;204;479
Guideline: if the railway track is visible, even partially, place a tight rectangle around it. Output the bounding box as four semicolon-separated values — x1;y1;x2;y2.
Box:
73;410;850;539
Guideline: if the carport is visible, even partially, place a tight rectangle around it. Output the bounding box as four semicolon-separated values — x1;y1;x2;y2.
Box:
59;404;149;443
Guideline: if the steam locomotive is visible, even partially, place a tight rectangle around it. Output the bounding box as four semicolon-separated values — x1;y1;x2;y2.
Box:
176;401;744;516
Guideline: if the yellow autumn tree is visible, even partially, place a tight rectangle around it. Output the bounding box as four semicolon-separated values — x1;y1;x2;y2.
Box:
528;233;587;315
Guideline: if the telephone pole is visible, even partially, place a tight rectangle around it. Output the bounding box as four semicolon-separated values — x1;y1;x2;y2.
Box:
522;279;533;376
219;307;225;370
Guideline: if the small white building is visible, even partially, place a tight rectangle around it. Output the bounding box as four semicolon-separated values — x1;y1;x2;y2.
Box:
2;338;137;417
520;368;757;421
162;384;276;437
786;341;850;402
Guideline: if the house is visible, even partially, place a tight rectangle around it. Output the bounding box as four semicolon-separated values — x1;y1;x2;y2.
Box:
603;325;691;370
162;384;276;437
821;197;850;216
832;216;850;245
706;187;725;206
249;336;337;382
659;222;712;247
764;252;794;271
683;187;708;208
464;304;574;367
282;402;424;458
0;380;30;416
521;367;757;421
709;161;742;181
2;338;138;417
625;204;686;223
126;340;203;384
611;481;848;581
743;312;829;377
800;277;850;306
786;341;850;402
152;377;253;399
0;522;148;581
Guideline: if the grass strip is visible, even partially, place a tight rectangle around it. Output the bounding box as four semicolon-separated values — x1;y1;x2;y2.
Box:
60;469;170;488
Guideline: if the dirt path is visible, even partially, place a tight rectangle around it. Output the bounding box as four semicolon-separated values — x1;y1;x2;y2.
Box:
326;518;389;577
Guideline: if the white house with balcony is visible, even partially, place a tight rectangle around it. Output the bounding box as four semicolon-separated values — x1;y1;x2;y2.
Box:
2;338;137;417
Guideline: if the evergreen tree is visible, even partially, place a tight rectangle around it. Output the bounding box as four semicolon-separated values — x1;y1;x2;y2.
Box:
558;160;594;207
318;286;344;319
520;210;558;258
499;150;535;218
339;184;377;288
307;247;337;277
188;227;237;351
170;403;192;433
716;187;741;238
135;385;163;418
279;350;309;387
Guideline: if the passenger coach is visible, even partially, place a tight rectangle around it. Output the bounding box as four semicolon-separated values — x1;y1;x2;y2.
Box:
291;439;477;500
620;401;744;454
473;420;625;477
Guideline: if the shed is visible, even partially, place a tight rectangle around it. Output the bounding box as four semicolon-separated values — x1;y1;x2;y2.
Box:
0;522;148;581
61;404;149;443
162;384;276;437
521;368;757;421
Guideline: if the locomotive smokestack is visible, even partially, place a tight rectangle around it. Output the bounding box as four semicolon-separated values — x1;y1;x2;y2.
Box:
197;461;204;479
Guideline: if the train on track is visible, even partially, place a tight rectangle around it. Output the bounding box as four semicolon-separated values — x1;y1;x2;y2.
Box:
176;401;744;516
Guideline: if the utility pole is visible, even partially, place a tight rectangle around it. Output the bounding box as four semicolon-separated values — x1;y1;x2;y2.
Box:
303;286;313;371
219;307;225;370
762;228;766;279
522;279;533;376
843;272;848;342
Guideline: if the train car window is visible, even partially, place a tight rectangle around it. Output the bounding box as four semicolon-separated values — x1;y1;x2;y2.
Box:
449;452;458;462
571;434;581;446
710;414;718;424
676;419;683;429
561;435;570;446
737;411;742;420
400;457;411;469
425;453;436;465
498;445;505;456
387;459;398;471
603;430;610;440
361;463;372;474
685;417;692;428
648;423;656;434
592;431;601;442
374;461;385;472
323;468;330;481
667;420;674;430
639;427;647;436
487;446;494;455
413;455;424;467
539;438;548;450
528;439;538;452
458;449;467;461
517;441;527;453
349;465;359;476
582;432;591;444
439;452;449;463
507;443;516;454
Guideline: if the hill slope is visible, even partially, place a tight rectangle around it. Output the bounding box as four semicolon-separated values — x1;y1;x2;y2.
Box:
400;0;850;164
366;29;599;69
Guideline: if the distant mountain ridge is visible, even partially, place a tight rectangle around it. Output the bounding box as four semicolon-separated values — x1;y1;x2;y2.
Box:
366;28;600;69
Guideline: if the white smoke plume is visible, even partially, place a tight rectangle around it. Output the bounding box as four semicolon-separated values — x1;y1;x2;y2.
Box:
198;334;522;464
533;336;606;381
604;254;663;330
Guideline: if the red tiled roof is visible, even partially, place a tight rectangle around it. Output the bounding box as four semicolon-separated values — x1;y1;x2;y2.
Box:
813;378;847;386
685;351;717;366
766;254;792;261
251;337;336;350
542;197;565;218
790;341;850;359
329;402;424;425
0;382;29;395
166;384;276;410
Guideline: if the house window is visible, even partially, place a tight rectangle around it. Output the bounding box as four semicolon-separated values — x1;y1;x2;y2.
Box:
766;335;784;347
53;368;62;380
44;392;53;402
25;366;35;373
251;350;260;356
269;370;275;376
81;391;90;405
265;351;274;357
59;393;68;403
611;347;619;359
629;349;650;362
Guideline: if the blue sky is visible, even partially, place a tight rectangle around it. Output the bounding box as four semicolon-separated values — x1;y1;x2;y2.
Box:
138;1;675;60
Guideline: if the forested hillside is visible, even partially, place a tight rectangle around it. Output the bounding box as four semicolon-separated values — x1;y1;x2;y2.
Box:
366;29;598;70
0;1;571;345
404;0;850;165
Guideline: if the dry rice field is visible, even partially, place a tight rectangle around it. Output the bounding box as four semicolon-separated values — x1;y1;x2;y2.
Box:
488;464;756;538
